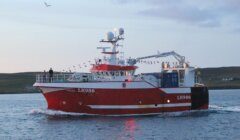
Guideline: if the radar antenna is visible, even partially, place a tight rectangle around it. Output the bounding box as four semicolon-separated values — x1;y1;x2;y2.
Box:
98;28;125;65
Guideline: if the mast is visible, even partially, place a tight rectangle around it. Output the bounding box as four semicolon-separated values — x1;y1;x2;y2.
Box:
98;28;125;65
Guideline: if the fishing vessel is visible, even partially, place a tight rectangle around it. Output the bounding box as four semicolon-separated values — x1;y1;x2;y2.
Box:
33;28;209;115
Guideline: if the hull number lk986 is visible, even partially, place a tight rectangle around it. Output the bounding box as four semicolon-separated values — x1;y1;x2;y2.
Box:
77;88;95;94
177;95;191;100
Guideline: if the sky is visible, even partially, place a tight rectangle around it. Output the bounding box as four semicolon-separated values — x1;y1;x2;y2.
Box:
0;0;240;73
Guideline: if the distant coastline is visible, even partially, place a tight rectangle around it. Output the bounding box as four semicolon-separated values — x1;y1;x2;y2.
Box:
0;67;240;94
198;66;240;90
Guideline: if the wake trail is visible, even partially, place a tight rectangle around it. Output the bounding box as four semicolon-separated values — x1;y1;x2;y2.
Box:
29;108;87;116
28;105;240;118
209;105;240;112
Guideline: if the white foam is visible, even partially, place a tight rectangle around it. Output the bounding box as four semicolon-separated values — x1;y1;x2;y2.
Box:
29;109;209;117
210;105;240;112
29;108;87;116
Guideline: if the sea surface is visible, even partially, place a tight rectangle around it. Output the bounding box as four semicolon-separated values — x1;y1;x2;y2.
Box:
0;90;240;140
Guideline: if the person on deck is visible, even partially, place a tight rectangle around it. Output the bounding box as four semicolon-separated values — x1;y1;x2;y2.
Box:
43;70;47;83
49;68;53;82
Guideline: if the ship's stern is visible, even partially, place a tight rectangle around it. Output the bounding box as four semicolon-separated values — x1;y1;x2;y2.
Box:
191;87;209;110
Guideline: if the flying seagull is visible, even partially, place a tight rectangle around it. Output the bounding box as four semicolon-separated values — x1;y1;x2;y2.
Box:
44;2;51;7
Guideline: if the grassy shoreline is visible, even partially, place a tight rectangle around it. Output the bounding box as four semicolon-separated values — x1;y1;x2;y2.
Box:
0;67;240;93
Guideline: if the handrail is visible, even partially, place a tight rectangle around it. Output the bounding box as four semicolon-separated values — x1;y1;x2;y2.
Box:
35;73;73;83
142;79;159;88
35;73;96;83
140;75;160;88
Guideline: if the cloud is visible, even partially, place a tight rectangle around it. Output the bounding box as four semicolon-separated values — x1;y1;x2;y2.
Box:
231;28;240;34
114;0;240;28
139;4;220;27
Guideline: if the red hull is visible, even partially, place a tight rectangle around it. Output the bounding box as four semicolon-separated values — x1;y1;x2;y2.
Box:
41;87;209;115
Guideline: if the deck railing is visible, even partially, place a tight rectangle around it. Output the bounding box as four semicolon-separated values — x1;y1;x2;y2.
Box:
36;73;73;83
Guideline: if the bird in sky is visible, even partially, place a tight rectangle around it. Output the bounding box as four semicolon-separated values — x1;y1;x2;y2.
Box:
44;2;51;7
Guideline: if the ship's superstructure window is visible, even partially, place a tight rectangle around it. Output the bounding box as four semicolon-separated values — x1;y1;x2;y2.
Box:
179;70;185;84
120;71;124;76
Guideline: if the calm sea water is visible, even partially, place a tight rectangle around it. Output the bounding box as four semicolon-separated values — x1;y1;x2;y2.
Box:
0;90;240;140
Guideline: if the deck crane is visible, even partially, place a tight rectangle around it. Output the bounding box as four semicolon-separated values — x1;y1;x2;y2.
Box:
127;51;186;67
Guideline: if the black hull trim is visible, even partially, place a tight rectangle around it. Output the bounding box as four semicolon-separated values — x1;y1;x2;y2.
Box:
191;87;209;110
